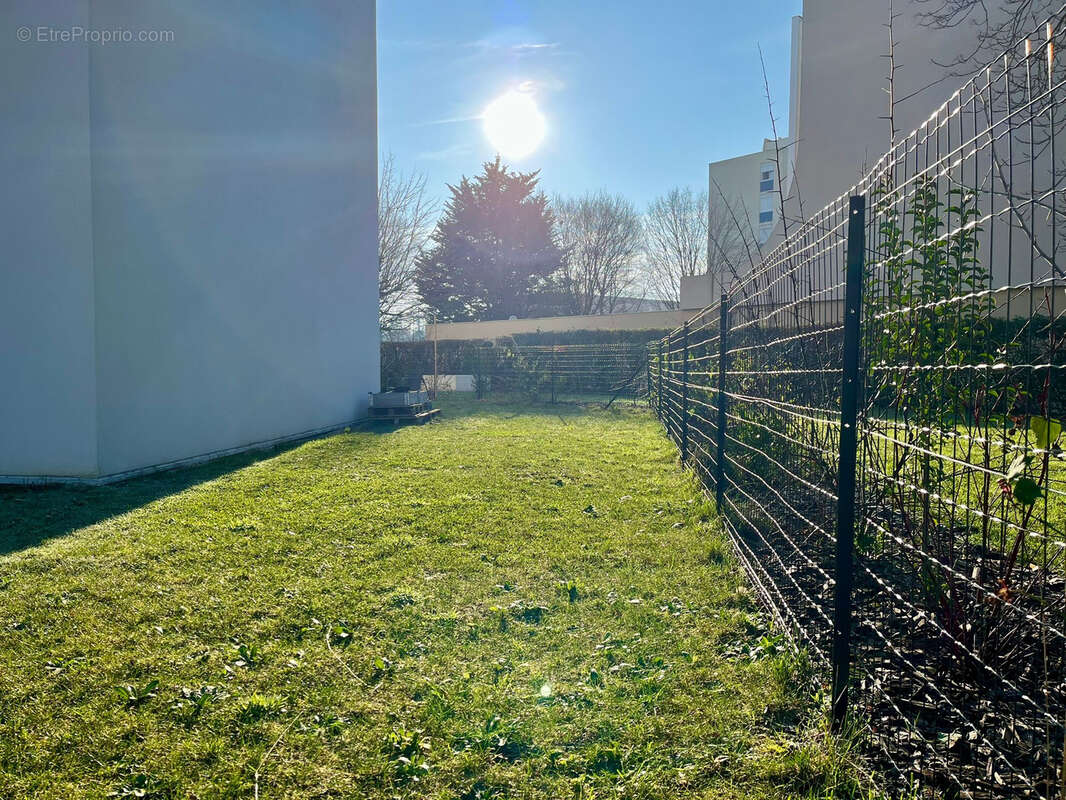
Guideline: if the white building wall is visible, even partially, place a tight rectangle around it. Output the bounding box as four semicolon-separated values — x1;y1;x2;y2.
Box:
0;0;99;477
0;0;379;480
701;137;790;304
785;0;983;226
679;274;716;310
788;15;803;159
709;138;789;250
708;148;764;247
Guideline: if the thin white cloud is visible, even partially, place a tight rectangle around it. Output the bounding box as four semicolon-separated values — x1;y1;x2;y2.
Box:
455;27;562;63
380;36;560;56
476;40;560;53
416;143;475;161
410;114;483;128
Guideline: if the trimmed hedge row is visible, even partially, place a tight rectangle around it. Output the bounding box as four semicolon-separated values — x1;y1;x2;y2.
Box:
381;329;671;390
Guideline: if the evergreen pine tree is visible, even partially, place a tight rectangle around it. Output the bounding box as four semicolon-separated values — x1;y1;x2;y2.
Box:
415;157;565;321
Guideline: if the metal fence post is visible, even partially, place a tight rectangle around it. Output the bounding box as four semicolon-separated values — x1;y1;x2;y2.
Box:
551;344;557;404
645;346;652;408
680;321;689;462
831;194;866;731
715;294;729;510
657;339;664;420
475;345;483;400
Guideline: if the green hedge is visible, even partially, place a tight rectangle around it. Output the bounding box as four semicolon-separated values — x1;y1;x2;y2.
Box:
380;341;485;389
381;329;671;390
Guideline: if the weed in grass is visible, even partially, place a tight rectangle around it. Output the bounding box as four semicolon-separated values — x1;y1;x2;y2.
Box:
115;680;159;708
235;693;284;724
298;712;348;739
384;725;432;782
328;622;356;649
233;643;261;668
169;685;225;725
562;580;581;602
108;768;168;799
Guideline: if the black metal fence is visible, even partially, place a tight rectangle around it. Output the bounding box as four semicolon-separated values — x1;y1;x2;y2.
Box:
457;342;648;404
652;12;1066;798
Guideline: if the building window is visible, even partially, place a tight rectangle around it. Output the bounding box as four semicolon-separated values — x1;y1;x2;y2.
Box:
759;194;774;225
759;162;775;194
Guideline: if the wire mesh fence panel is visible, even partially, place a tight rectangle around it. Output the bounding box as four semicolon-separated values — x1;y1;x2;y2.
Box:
469;342;650;404
725;194;850;674
853;17;1066;796
652;10;1066;797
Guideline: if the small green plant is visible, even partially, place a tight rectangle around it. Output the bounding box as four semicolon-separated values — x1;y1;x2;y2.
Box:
234;643;262;668
587;743;624;773
235;693;284;724
563;580;581;603
864;176;995;633
329;623;356;649
299;713;348;739
507;599;547;624
478;715;534;762
994;415;1064;602
108;769;166;799
115;680;159;708
370;655;394;681
383;725;431;782
388;592;416;609
170;685;225;723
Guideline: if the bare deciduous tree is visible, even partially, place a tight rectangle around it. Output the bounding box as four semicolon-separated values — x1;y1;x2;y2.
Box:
643;188;744;307
643;188;706;308
758;44;796;241
379;154;437;333
553;192;643;315
881;0;901;149
707;190;754;294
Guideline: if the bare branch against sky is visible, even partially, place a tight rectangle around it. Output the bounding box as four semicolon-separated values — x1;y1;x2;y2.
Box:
915;0;1059;73
378;153;438;333
642;187;743;308
553;192;644;315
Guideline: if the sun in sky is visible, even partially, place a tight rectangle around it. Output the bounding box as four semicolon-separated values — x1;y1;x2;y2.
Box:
481;87;547;160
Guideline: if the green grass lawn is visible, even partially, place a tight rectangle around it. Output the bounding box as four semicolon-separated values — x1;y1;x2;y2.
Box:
0;399;866;799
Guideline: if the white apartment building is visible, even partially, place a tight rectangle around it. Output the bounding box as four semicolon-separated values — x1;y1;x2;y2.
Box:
1;1;380;481
708;137;791;248
694;0;994;305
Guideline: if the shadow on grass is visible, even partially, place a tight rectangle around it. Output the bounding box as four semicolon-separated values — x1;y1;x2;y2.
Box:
0;397;649;557
0;430;383;557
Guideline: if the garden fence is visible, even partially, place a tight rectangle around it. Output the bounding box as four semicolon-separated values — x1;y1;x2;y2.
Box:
468;342;648;403
651;11;1066;798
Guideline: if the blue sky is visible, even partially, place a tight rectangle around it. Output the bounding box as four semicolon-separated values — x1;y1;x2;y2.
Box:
378;0;803;210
